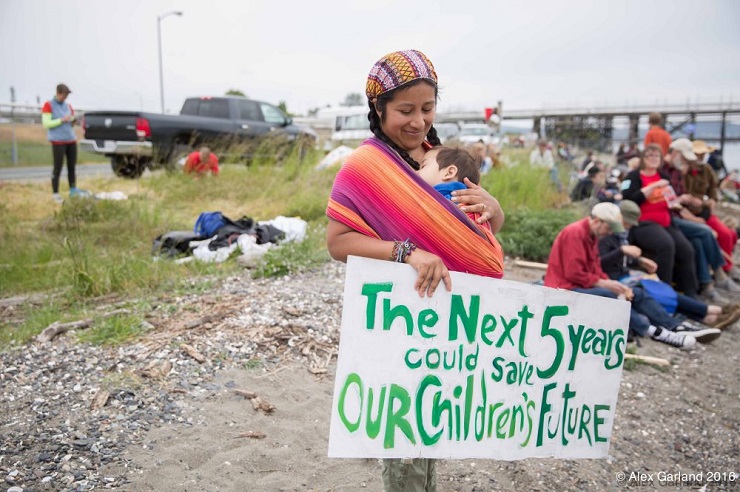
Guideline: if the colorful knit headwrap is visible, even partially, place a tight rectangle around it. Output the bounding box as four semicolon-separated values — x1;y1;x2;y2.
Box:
365;50;438;101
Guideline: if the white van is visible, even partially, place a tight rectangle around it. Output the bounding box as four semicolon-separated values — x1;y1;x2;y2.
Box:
317;106;372;149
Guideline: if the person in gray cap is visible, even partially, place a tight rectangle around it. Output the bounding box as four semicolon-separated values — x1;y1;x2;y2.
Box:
544;202;702;349
598;200;734;335
42;83;78;204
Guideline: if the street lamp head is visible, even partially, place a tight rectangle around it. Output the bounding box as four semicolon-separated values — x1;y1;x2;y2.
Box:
158;10;183;21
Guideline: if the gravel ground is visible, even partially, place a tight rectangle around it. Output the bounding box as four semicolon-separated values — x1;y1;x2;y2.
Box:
1;258;739;491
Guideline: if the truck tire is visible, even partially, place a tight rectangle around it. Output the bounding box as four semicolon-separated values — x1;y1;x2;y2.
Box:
111;156;148;179
165;140;193;171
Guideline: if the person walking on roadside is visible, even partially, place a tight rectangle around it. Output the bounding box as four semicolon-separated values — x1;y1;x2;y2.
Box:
42;83;78;204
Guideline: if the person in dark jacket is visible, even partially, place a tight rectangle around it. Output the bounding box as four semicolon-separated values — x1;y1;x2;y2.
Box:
620;144;699;297
544;202;703;349
570;166;602;202
599;200;738;331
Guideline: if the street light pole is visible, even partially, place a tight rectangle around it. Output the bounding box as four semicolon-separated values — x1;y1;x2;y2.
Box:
157;10;183;114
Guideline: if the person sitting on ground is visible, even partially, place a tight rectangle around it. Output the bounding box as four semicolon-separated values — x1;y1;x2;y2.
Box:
598;168;624;203
643;112;672;155
470;142;493;174
570;166;603;202
417;146;490;231
530;138;554;168
616;144;627;166
557;141;573;163
544;202;701;349
600;200;737;331
487;143;503;169
582;151;595;170
620;144;700;298
676;138;740;293
663;139;731;302
719;170;740;203
184;147;220;176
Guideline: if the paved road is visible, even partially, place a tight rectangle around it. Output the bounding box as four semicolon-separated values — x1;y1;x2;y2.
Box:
0;163;112;181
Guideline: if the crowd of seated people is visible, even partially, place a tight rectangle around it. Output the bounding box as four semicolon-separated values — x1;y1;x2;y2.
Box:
546;113;740;348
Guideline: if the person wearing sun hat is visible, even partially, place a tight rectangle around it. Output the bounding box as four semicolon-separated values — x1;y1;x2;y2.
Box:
677;139;740;291
327;49;508;491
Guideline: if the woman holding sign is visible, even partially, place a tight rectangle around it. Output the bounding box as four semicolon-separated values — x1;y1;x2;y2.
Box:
327;50;506;491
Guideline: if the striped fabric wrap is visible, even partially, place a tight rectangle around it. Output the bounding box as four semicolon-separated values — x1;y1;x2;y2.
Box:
327;138;504;279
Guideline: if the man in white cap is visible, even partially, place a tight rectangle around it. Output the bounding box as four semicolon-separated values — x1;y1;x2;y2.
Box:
674;138;740;293
545;202;698;349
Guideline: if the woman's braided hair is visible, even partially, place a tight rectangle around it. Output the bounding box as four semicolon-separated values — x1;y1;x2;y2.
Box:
367;79;442;171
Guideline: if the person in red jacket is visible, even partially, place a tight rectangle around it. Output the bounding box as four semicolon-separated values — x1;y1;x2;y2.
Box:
643;112;672;156
544;202;699;349
183;147;220;176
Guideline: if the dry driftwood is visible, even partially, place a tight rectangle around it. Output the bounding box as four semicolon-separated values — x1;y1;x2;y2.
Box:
0;293;53;308
184;314;219;330
36;308;133;343
233;388;275;414
234;389;257;399
513;260;549;270
180;344;206;363
624;353;671;367
139;360;172;379
90;390;110;411
236;431;266;439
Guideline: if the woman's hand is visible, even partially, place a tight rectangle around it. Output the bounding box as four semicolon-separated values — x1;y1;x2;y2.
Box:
405;249;452;298
451;178;505;233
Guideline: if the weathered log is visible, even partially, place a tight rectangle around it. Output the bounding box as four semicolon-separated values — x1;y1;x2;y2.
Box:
624;353;671;367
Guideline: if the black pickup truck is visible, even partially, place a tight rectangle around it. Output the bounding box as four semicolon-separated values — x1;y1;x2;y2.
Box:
80;96;316;178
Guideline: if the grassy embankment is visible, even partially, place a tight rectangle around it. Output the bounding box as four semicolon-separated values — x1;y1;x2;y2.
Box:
0;124;107;166
0;145;580;347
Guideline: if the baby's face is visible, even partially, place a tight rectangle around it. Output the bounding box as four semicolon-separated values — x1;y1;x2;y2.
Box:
417;149;445;187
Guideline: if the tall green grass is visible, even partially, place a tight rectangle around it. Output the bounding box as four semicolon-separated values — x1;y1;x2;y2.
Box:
1;143;585;346
0;142;107;167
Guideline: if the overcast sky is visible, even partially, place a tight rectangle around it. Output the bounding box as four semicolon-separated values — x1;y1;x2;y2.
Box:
2;0;739;116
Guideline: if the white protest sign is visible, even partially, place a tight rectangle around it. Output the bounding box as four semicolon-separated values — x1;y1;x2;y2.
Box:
329;256;630;460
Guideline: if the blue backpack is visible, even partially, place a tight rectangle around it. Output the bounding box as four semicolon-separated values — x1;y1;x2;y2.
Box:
640;278;678;314
194;211;227;237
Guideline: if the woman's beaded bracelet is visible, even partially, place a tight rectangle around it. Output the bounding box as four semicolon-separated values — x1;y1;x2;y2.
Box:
390;239;417;263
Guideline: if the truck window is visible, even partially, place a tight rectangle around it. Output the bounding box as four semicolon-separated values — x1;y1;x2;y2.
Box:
198;99;230;119
181;99;199;115
259;103;286;126
238;100;262;121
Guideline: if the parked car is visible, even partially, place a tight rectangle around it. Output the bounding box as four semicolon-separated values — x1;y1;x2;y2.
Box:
80;96;317;178
434;122;460;143
457;123;498;145
331;106;373;148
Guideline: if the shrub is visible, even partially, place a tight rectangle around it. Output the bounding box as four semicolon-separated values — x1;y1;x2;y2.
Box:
497;208;580;262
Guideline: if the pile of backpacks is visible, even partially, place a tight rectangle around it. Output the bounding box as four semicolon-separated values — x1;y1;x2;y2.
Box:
152;211;307;264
